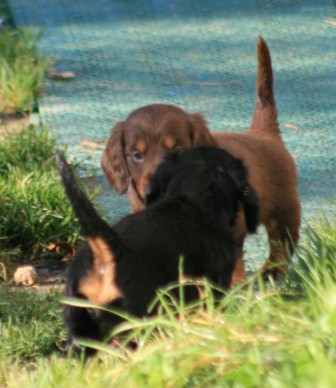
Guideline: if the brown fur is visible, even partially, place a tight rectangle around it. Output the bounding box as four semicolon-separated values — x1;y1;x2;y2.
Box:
101;37;301;281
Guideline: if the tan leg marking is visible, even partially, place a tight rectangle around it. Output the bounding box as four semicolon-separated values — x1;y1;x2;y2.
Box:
79;237;122;305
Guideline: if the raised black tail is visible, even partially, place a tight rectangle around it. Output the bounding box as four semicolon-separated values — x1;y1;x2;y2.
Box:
56;151;121;252
249;36;279;136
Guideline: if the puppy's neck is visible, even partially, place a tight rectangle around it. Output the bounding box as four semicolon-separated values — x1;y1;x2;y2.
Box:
178;189;235;233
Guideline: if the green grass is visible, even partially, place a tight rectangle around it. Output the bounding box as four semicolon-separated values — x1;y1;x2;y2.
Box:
1;215;336;387
0;122;335;385
0;29;49;114
0;123;57;175
0;124;81;259
0;287;64;360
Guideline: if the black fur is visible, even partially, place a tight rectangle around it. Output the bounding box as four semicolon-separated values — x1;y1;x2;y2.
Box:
57;146;258;355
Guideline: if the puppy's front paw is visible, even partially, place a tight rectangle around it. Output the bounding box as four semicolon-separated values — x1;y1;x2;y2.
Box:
61;337;97;359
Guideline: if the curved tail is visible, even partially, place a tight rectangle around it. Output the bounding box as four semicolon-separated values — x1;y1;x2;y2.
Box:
56;151;122;257
249;36;280;136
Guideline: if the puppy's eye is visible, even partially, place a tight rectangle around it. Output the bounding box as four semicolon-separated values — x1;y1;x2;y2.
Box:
133;151;144;161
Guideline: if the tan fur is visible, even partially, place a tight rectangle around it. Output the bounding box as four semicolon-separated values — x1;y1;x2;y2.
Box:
78;237;122;305
164;135;177;150
134;139;147;154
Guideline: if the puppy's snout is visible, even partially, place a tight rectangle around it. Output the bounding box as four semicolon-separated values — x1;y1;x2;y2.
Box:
138;173;154;198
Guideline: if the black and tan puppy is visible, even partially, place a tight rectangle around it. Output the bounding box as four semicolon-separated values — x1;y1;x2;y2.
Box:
57;147;258;354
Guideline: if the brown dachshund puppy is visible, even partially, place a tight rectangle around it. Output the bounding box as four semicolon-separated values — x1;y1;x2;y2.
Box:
57;147;258;355
101;37;301;282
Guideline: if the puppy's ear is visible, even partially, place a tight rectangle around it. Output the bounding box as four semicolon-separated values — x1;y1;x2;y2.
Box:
101;122;129;194
239;185;259;234
189;113;218;146
228;161;259;233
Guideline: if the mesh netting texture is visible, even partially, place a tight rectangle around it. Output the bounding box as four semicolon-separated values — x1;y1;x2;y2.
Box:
7;0;336;270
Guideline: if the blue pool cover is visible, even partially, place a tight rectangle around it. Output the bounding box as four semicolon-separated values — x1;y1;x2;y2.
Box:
7;0;336;270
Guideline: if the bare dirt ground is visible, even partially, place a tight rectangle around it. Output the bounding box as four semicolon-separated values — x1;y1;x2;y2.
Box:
1;252;68;291
34;259;67;290
0;113;30;133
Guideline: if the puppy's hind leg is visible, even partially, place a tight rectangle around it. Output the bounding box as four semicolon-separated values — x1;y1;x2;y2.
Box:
231;212;248;286
231;245;247;286
63;303;100;357
262;202;301;280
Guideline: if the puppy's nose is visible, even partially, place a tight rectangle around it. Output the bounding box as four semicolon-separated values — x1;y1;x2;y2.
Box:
144;184;151;197
139;173;153;197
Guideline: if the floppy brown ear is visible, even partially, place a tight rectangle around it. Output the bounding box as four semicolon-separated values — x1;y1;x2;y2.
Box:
189;113;218;146
101;122;129;194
